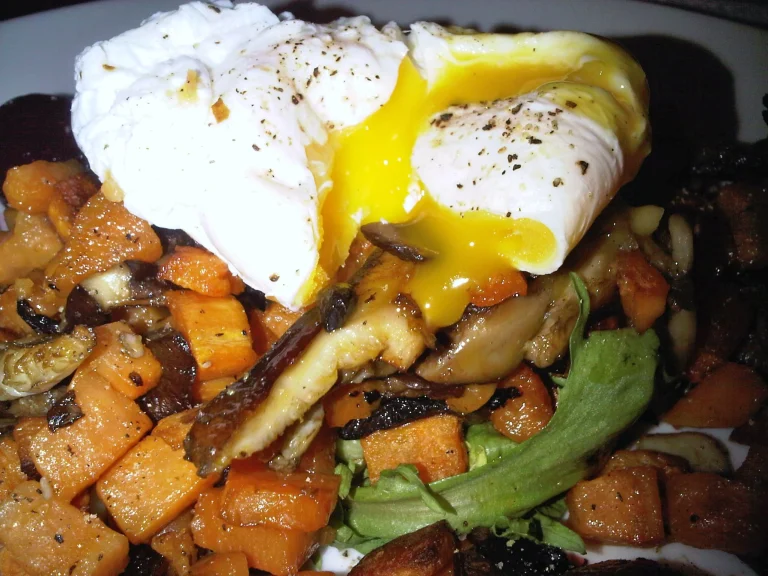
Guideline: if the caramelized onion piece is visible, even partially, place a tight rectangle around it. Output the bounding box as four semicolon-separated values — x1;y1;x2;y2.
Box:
339;396;450;440
16;299;63;335
361;221;437;263
137;330;196;422
46;389;84;432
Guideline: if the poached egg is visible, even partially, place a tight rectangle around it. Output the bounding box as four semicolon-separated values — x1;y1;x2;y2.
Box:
73;1;650;327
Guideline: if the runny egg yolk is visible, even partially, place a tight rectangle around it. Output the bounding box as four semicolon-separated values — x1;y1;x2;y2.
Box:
318;34;649;328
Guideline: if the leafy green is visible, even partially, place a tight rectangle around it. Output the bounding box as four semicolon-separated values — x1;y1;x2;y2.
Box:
493;513;586;553
536;495;568;519
335;463;353;499
336;438;366;475
465;421;517;470
342;273;660;540
377;465;455;515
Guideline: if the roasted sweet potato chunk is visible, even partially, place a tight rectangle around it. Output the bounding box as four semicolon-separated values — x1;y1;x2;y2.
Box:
191;552;249;576
150;509;197;576
0;480;129;576
97;435;216;544
0;436;26;501
220;459;340;532
616;250;669;333
82;321;163;399
158;246;235;297
566;467;665;546
666;472;767;555
445;383;496;414
490;364;553;442
0;212;63;285
362;415;467;484
166;290;258;382
191;487;319;575
2;160;82;214
664;363;767;428
349;521;457;576
45;193;163;296
24;370;152;501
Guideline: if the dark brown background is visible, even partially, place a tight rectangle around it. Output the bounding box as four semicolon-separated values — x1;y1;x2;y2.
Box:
2;0;768;26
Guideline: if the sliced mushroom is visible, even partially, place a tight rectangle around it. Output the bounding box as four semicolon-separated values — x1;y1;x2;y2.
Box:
268;403;325;472
80;261;170;311
0;326;95;401
186;252;429;476
361;221;438;263
525;210;637;368
416;280;552;384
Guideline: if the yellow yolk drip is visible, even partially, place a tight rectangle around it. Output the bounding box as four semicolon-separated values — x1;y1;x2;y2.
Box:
317;32;649;327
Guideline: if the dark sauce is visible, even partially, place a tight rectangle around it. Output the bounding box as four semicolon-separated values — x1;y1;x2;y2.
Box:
0;94;86;182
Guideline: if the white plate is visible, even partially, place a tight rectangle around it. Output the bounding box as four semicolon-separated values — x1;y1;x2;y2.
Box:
1;2;765;575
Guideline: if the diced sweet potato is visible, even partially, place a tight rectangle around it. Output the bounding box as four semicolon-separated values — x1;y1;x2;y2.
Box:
193;376;236;403
191;552;250;576
26;370;152;501
324;382;384;428
0;212;63;285
221;459;340;532
47;193;76;239
192;487;319;575
664;363;768;428
445;384;497;414
151;509;198;575
616;250;670;333
469;269;528;307
12;417;46;480
0;480;129;576
348;521;457;576
47;173;101;238
255;303;304;340
2;160;82;214
298;426;337;475
362;415;468;484
97;435;216;544
159;246;235;297
601;449;689;481
566;467;665;546
81;322;163;399
666;472;766;555
166;290;258;381
152;409;198;451
45;193;162;296
0;549;34;576
491;364;553;442
0;436;26;501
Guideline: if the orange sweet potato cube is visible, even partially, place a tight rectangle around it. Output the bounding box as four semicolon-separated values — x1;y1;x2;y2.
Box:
26;370;152;501
193;376;236;403
97;435;216;544
361;415;468;484
601;449;688;482
191;552;250;576
45;193;163;296
220;459;340;532
566;466;665;546
2;160;82;214
491;364;553;442
0;481;129;576
0;548;34;576
0;212;63;285
666;472;766;555
82;322;163;399
616;250;670;333
192;487;319;575
664;363;768;428
159;246;235;297
0;436;26;502
166;290;257;381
